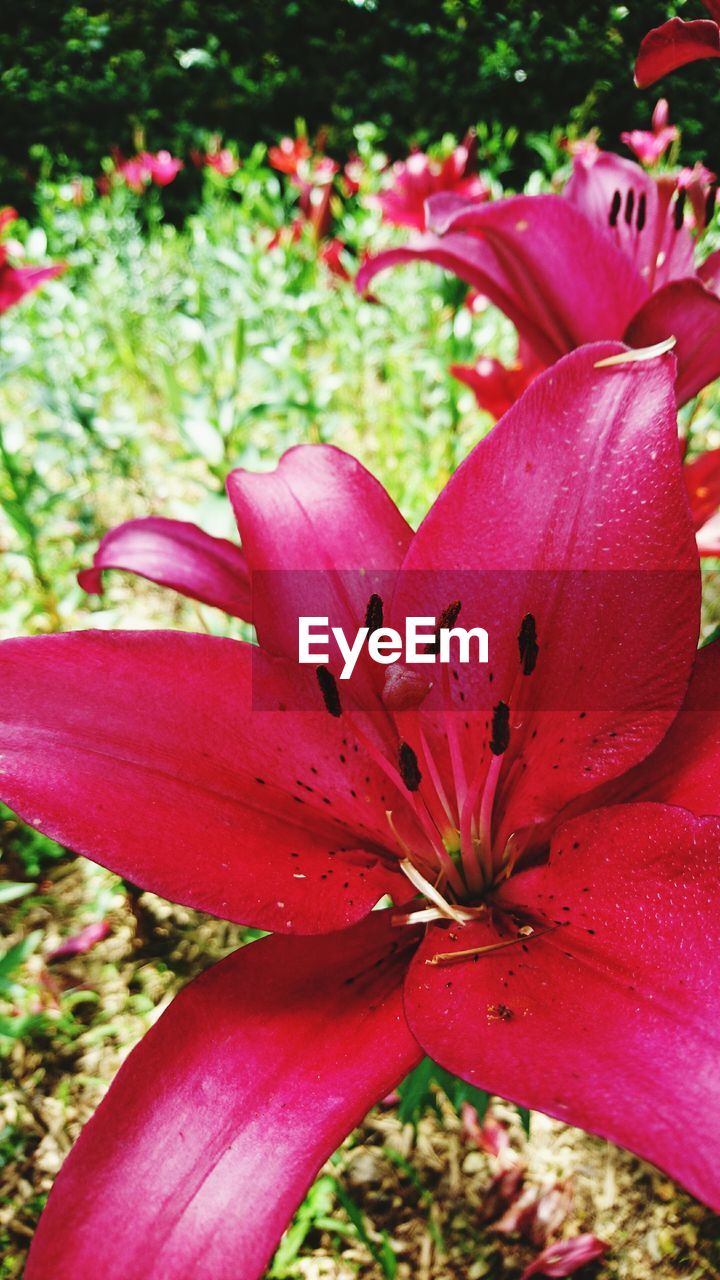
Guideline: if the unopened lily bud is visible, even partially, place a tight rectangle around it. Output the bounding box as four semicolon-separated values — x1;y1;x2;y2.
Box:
652;98;670;132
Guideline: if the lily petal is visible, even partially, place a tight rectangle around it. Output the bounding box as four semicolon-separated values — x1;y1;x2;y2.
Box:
424;194;649;352
393;344;699;837
615;639;720;816
519;1234;609;1280
78;516;252;620
356;232;571;367
0;261;64;312
564;151;694;289
624;279;720;405
406;803;720;1210
227;443;412;663
25;913;421;1280
636;18;720;88
0;631;404;932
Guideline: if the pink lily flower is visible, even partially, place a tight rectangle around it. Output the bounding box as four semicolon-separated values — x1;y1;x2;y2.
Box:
113;151;152;192
372;130;488;230
140;150;184;187
4;345;720;1278
621;98;679;166
519;1234;609;1280
0;207;64;314
636;3;720;87
77;515;252;617
357;147;720;409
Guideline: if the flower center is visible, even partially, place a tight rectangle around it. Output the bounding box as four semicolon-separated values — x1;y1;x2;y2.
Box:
315;601;542;924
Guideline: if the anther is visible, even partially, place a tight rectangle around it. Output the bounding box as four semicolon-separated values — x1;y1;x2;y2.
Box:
673;188;686;231
490;701;510;756
517;613;539;676
364;592;384;634
609;190;621;228
636;192;647;231
624;188;635;226
316;665;342;717
425;599;462;654
705;184;717;228
398;741;422;791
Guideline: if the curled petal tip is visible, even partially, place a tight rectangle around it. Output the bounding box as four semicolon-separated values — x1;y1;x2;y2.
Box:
594;335;676;368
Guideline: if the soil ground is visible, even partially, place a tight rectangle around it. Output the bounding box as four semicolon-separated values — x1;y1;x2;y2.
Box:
2;836;719;1280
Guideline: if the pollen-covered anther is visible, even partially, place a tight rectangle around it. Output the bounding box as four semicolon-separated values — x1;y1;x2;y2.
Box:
398;741;422;791
316;665;342;717
517;613;539;676
637;191;647;231
425;599;462;655
364;592;384;634
608;189;621;228
490;701;511;756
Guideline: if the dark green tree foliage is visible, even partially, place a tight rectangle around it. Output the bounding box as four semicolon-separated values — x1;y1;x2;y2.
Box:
0;1;716;205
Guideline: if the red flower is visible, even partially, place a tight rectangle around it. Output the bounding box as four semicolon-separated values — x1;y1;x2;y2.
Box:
4;346;720;1279
268;134;312;175
0;207;64;314
358;147;720;409
621;98;679;166
191;145;239;177
205;149;238;177
683;447;720;554
318;237;351;281
372;131;488;230
450;341;543;420
636;3;720;87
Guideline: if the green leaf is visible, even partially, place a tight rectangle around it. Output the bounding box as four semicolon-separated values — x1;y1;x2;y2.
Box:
0;881;36;905
0;931;43;981
397;1056;489;1127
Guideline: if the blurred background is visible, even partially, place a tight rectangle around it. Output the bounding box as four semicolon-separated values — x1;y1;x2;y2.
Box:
1;0;718;212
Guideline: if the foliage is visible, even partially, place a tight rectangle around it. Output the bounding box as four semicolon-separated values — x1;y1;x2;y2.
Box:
1;2;719;212
0;159;516;637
